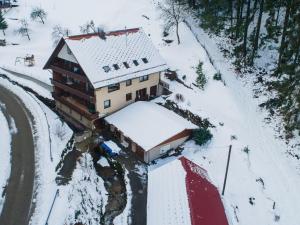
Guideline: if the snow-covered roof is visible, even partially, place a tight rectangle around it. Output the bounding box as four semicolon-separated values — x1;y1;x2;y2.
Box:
147;157;229;225
105;102;197;151
148;158;192;225
63;28;168;89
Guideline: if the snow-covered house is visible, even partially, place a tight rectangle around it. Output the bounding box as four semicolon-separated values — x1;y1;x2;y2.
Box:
105;102;197;163
148;157;229;225
44;28;168;129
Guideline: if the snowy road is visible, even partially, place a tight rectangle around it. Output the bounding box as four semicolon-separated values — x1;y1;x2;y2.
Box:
0;86;35;225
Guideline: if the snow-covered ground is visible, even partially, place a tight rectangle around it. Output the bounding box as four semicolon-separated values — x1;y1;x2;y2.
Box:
1;0;300;224
49;153;108;225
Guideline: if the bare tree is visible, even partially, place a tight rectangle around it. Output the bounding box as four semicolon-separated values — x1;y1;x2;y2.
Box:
80;20;106;34
30;7;47;24
16;19;31;40
158;0;185;44
52;24;71;45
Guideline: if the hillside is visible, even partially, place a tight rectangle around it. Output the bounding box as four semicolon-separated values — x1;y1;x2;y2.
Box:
0;0;300;225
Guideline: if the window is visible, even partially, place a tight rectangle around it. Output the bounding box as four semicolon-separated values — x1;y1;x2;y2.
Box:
104;100;111;109
139;75;149;82
113;64;120;70
123;62;130;69
133;60;139;66
73;66;80;73
108;83;120;92
103;66;111;73
126;79;132;86
126;93;132;101
142;58;149;64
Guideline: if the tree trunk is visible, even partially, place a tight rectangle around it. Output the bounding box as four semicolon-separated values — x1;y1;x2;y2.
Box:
229;0;233;36
251;0;264;65
235;0;242;39
278;0;292;68
2;29;5;36
242;0;251;57
176;22;180;44
26;32;30;41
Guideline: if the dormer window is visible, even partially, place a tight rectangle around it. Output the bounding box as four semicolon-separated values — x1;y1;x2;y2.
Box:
142;58;149;64
123;62;130;69
113;64;120;70
103;66;111;73
133;60;139;66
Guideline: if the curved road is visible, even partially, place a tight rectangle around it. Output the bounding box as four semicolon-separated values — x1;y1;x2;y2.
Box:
0;85;35;225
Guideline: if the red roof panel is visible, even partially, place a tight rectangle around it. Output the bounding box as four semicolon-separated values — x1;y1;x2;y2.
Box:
180;157;229;225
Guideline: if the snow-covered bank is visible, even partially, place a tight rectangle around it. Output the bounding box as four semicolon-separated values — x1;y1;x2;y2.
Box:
0;78;72;225
0;107;12;213
48;153;108;225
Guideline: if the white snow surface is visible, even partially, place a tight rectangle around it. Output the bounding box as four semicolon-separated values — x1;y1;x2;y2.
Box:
105;101;197;151
0;106;12;213
64;29;168;89
97;157;110;167
49;153;108;225
147;159;191;225
0;0;300;224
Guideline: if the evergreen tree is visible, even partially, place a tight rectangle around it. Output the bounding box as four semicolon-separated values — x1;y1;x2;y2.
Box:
196;61;207;90
0;10;8;36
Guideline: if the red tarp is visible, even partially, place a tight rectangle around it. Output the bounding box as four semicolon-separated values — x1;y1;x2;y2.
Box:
180;157;229;225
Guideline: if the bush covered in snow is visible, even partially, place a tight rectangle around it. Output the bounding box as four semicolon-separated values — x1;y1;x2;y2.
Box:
213;71;222;81
193;128;212;146
196;61;207;90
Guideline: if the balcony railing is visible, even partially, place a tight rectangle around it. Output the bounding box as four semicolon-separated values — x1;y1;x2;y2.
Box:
50;65;88;83
51;78;95;103
53;93;99;120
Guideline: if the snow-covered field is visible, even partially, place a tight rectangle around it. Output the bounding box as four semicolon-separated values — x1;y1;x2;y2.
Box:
1;0;300;225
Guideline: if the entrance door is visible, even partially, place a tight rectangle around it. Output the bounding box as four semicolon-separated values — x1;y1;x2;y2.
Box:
150;85;157;97
136;88;147;101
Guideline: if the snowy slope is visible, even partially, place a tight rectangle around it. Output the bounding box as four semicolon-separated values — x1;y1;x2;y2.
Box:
0;0;299;225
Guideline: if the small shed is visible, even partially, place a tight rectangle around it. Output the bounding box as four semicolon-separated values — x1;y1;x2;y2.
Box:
105;101;197;163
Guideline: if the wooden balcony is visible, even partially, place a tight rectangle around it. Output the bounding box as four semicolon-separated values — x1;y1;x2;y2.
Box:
49;65;88;83
53;93;99;120
51;79;95;103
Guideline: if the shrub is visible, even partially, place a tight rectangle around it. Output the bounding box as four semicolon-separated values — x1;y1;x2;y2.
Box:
193;128;213;146
213;71;222;81
196;61;207;89
175;93;184;102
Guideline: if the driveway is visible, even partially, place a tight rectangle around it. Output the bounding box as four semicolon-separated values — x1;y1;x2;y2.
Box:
0;85;35;225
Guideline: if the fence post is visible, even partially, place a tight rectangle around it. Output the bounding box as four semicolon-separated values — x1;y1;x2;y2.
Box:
45;189;59;225
222;145;232;196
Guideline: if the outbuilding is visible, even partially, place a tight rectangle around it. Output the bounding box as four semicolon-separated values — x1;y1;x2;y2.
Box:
105;101;197;163
147;157;229;225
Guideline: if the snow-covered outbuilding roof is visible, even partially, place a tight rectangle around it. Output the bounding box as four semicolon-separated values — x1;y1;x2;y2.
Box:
105;102;197;151
147;157;229;225
55;28;168;89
